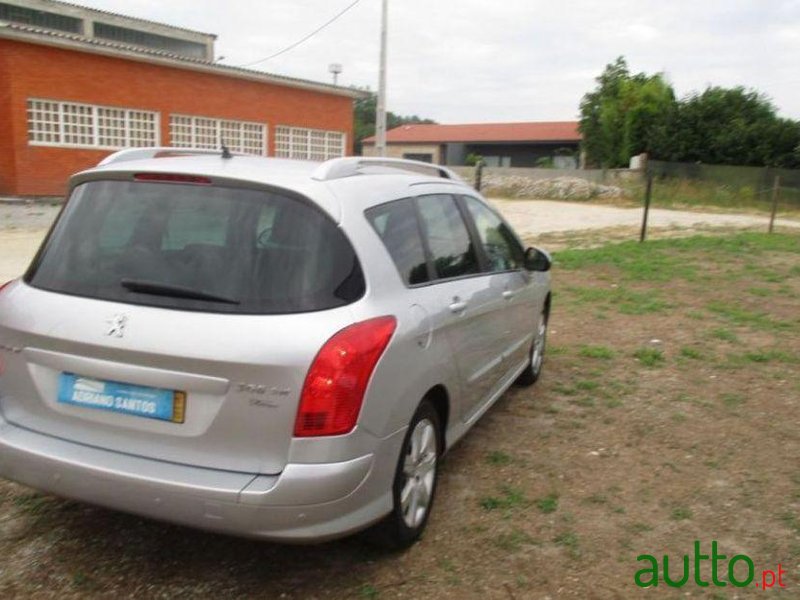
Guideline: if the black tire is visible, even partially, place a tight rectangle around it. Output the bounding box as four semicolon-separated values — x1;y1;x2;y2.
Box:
368;399;441;550
514;305;549;387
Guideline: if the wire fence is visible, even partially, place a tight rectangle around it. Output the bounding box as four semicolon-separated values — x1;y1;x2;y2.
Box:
639;161;800;240
467;159;799;242
647;160;800;209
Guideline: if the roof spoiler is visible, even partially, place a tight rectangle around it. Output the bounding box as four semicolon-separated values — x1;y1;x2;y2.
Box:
312;157;463;182
97;147;246;166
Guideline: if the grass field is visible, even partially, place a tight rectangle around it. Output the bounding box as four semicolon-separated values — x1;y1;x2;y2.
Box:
0;232;798;598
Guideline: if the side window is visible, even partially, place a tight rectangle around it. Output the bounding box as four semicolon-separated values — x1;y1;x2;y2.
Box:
416;194;480;280
365;198;430;285
462;196;523;272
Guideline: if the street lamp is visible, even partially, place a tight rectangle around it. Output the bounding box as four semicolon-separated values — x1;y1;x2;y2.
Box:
328;63;343;85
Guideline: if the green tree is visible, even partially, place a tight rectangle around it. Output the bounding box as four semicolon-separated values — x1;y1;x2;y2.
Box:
579;57;676;168
620;75;675;163
582;62;800;168
352;87;436;154
580;57;800;168
771;119;800;168
579;57;628;168
652;87;800;168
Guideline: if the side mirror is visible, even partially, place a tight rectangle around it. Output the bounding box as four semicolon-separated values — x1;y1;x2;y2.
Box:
524;247;551;272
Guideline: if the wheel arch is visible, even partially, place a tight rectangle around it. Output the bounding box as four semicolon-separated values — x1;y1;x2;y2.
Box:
422;384;449;453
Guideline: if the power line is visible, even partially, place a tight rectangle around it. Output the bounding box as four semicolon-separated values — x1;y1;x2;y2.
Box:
233;0;363;68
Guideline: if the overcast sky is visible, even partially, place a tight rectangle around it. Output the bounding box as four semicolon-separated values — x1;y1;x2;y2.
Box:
75;0;800;122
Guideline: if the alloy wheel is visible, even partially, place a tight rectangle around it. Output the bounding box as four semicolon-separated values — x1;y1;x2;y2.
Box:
400;418;438;529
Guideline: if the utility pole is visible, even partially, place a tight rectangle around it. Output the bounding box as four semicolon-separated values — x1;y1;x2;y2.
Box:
375;0;388;156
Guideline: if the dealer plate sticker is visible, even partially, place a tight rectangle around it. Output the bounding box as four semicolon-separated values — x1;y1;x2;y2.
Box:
57;373;185;423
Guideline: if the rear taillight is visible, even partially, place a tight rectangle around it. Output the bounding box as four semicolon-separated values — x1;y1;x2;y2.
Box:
0;279;15;294
294;316;397;437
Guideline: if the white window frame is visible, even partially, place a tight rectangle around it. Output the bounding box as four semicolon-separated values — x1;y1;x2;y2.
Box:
27;98;160;150
274;125;347;161
169;114;268;156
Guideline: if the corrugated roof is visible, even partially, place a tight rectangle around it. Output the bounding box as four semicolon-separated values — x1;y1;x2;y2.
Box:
364;121;581;144
1;20;209;61
0;21;365;99
38;0;217;38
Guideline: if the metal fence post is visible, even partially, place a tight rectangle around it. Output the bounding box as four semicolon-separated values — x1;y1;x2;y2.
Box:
768;175;781;233
639;172;653;242
474;160;484;192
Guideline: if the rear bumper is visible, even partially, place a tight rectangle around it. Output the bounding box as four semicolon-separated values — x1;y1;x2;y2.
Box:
0;414;403;542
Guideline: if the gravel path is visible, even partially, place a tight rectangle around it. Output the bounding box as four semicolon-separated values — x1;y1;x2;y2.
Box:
490;199;800;239
1;200;798;281
0;202;61;230
0;204;62;282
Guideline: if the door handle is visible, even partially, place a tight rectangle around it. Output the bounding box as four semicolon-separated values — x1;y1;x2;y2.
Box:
449;299;468;314
502;289;516;300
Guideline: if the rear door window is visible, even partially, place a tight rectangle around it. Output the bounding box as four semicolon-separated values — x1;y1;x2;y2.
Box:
365;198;430;285
415;194;480;280
26;180;365;314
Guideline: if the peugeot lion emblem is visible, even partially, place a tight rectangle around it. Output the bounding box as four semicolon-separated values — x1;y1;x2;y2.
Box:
106;314;128;338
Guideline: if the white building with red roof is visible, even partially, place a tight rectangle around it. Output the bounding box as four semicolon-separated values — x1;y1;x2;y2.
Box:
362;121;582;168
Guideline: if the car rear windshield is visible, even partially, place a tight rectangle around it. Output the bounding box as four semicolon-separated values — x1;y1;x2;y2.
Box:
26;179;365;314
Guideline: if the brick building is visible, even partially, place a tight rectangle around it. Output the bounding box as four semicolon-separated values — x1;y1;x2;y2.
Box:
0;0;362;196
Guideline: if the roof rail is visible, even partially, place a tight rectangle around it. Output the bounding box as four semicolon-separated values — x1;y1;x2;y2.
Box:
97;147;246;167
312;157;463;182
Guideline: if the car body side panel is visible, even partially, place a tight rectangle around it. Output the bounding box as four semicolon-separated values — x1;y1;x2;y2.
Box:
426;275;506;423
499;269;541;366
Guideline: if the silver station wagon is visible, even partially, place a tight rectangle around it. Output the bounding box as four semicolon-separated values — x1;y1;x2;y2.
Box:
0;150;551;547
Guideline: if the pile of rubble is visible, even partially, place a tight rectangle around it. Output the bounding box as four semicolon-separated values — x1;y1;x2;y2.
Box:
481;174;629;200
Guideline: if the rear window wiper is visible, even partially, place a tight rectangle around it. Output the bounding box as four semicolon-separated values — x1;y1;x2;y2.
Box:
120;279;240;305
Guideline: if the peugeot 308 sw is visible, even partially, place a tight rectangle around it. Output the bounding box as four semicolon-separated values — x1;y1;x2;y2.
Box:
0;150;551;547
